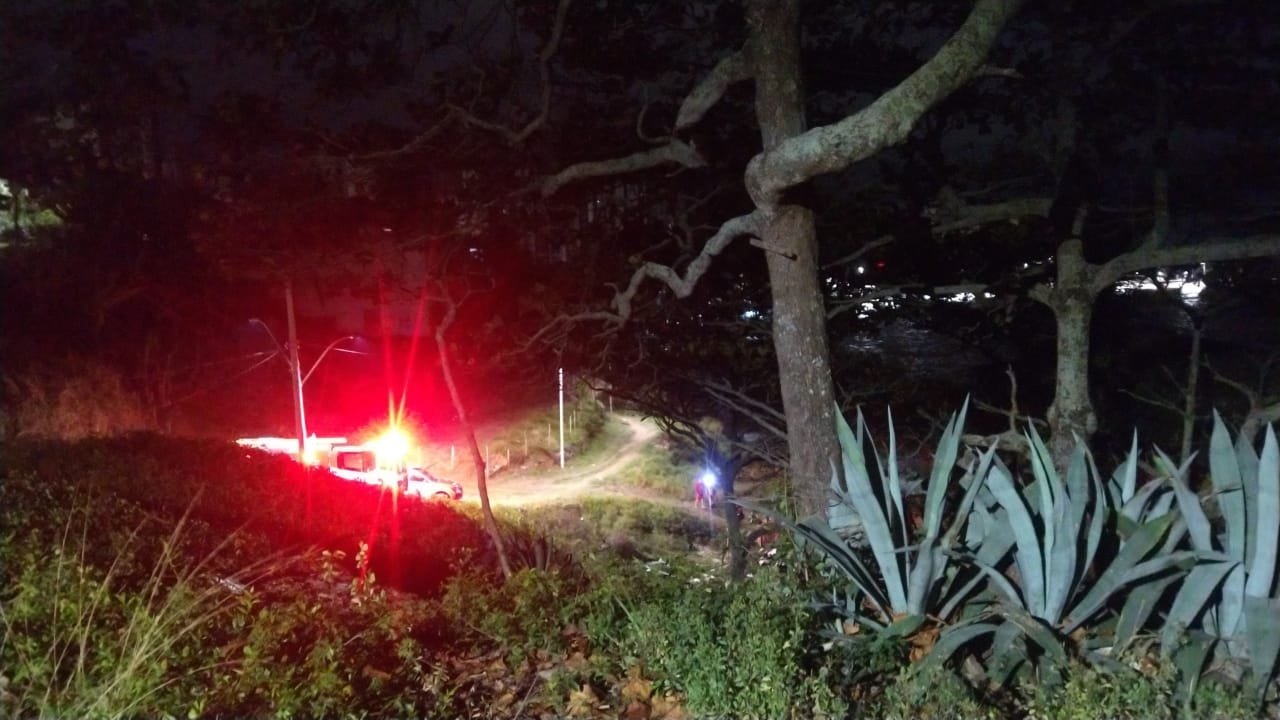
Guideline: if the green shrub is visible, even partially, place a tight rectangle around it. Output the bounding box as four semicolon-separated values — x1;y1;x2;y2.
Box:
611;561;844;719
196;544;446;719
872;664;997;720
439;562;586;664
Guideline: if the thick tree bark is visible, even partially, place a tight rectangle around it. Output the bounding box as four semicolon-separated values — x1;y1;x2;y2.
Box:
748;0;840;519
1041;239;1097;469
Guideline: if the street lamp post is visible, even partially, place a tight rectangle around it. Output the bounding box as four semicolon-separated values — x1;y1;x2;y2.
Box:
249;281;363;462
285;280;307;461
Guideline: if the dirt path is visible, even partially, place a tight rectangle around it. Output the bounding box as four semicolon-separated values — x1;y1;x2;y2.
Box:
458;414;676;507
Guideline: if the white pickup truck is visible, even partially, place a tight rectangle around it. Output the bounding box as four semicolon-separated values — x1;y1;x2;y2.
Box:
236;436;462;501
328;445;463;501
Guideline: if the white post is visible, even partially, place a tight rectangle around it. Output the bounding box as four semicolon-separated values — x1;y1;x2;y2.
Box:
558;367;565;468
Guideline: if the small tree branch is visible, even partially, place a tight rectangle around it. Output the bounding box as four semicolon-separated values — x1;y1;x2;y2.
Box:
675;49;753;131
449;0;574;145
1092;234;1280;294
539;139;705;197
822;235;895;269
612;211;762;319
930;197;1052;236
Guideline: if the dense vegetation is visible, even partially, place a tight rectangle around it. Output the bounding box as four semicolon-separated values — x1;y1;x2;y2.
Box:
3;411;1276;719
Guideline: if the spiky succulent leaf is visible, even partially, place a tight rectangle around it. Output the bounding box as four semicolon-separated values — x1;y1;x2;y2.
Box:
1244;425;1278;601
1163;447;1214;552
924;398;969;537
1110;431;1140;507
1210;411;1247;563
1243;595;1280;698
919;622;998;673
836;405;907;612
1114;573;1182;654
1163;560;1239;650
1062;513;1177;633
984;456;1045;617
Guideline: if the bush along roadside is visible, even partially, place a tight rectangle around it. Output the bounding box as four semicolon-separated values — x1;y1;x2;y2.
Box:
780;404;1279;718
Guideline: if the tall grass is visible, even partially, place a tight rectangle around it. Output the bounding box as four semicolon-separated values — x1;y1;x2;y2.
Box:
1;494;274;719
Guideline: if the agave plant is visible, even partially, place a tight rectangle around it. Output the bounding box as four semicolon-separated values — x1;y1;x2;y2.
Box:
927;426;1196;685
1159;413;1280;700
759;400;999;630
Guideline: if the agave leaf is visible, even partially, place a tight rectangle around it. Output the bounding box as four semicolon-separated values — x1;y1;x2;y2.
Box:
1044;443;1090;622
1064;551;1195;635
1062;513;1176;633
988;620;1026;687
1083;447;1107;572
963;551;1029;612
985;456;1046;617
924;399;969;538
1209;411;1247;562
1220;563;1247;642
1026;428;1059;610
1244;425;1278;601
1114;573;1182;654
794;516;894;618
905;536;942;616
1242;595;1280;700
882;612;927;639
1169;632;1216;703
1110;431;1140;506
866;407;907;547
837;406;907;612
1162;560;1238;651
1164;449;1214;552
1119;480;1166;531
1149;490;1176;520
919;621;997;672
1237;426;1261;573
1003;604;1069;669
943;443;996;549
883;407;908;543
939;511;1016;620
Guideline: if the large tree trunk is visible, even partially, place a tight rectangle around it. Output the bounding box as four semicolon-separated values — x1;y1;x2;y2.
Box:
747;0;840;519
1040;239;1098;470
1020;231;1104;472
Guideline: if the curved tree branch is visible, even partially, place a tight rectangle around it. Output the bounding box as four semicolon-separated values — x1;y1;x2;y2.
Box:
675;48;753;131
745;0;1024;211
539;139;705;197
611;211;762;319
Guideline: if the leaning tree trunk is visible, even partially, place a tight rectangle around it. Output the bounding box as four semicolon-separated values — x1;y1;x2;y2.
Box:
747;0;841;519
435;301;512;579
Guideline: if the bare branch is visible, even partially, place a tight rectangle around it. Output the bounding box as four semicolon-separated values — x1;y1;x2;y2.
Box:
822;235;895;269
703;380;787;439
346;111;457;161
1093;234;1280;293
612;211;762;319
449;0;574;145
745;0;1025;210
931;197;1052;236
539;139;705;197
675;49;753;131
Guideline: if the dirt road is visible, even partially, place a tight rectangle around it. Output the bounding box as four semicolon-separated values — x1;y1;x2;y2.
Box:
456;414;677;507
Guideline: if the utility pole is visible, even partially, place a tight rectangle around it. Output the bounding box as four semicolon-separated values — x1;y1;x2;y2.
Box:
285;279;308;461
558;367;565;468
